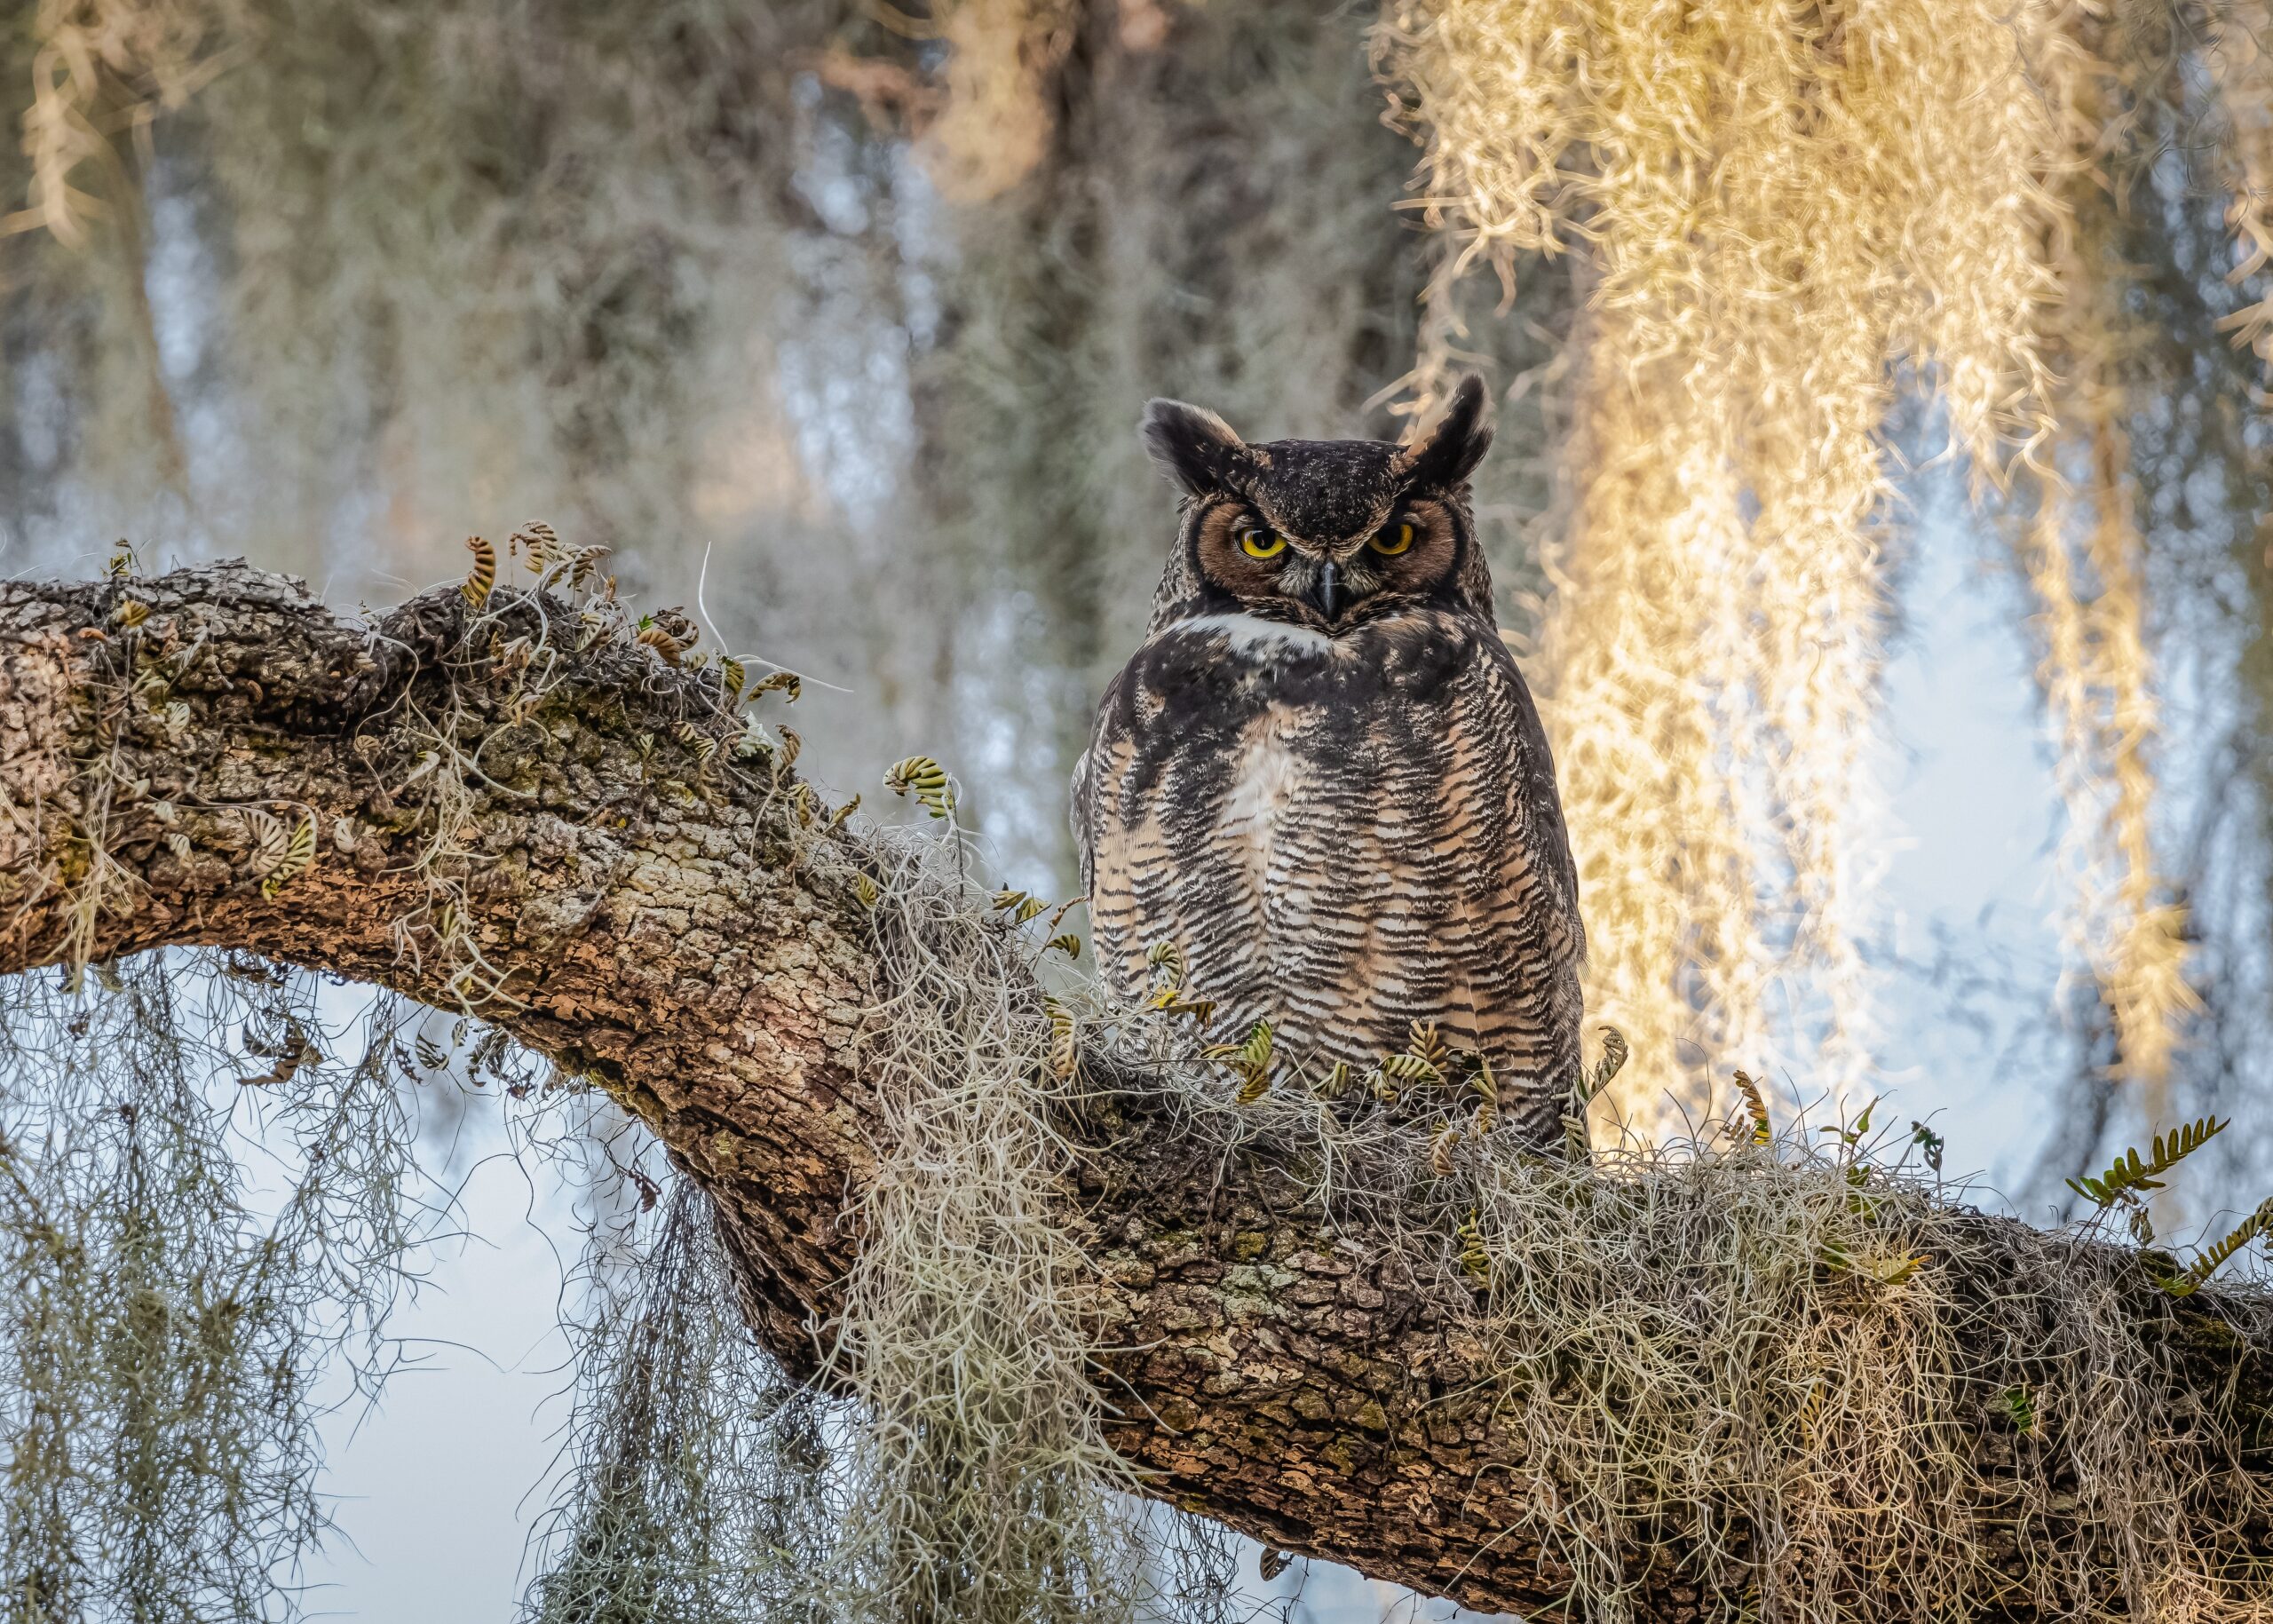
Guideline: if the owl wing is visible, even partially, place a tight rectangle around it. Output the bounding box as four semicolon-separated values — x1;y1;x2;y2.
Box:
1068;742;1095;895
1486;638;1586;959
1069;664;1129;898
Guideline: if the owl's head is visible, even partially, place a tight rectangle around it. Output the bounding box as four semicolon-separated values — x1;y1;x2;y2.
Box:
1139;376;1495;634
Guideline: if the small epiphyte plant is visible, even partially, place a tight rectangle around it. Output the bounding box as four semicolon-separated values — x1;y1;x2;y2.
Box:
2152;1200;2273;1301
1142;940;1217;1023
462;535;496;606
991;890;1084;963
884;755;956;820
2062;1116;2272;1294
1732;1069;1773;1146
1206;1019;1275;1105
1910;1120;1945;1177
1564;1026;1628;1155
994;890;1051;925
1041;996;1079;1081
2066;1116;2226;1213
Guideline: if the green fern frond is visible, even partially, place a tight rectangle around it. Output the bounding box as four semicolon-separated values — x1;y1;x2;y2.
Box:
1205;1021;1273;1100
1453;1210;1492;1287
1146;986;1216;1023
1144;940;1186;986
883;756;954;819
1379;1052;1443;1088
1573;1026;1628;1121
1732;1069;1771;1146
2068;1117;2229;1209
1041;996;1078;1080
2154;1199;2271;1299
992;889;1051;925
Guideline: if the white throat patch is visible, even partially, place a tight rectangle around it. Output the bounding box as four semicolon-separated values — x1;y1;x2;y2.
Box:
1177;613;1334;658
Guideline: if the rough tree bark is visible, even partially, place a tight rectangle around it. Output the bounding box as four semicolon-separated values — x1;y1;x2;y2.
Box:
0;561;2265;1620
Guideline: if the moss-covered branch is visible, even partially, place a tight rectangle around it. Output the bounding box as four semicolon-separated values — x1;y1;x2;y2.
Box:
1;560;2269;1620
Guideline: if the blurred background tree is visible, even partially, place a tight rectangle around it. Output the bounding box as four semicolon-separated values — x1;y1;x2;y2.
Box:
4;0;2273;1612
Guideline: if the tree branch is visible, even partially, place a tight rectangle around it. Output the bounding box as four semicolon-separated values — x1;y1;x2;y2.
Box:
1;561;2267;1620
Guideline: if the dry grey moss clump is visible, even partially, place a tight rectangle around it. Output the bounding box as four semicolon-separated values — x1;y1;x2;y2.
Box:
518;812;1239;1624
812;822;1204;1624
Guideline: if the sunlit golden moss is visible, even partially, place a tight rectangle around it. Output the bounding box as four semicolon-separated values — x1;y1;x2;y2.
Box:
12;0;222;248
1378;0;2185;1121
919;0;1079;201
2203;0;2273;370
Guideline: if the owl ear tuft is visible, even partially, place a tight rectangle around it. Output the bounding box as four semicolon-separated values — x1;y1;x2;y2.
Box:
1398;375;1494;491
1143;399;1249;496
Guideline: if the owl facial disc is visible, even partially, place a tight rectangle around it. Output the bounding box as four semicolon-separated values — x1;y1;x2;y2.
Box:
1139;377;1499;634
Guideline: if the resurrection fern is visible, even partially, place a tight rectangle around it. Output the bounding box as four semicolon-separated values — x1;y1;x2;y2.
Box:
994;889;1052;925
1377;1051;1443;1089
1567;1027;1630;1154
1469;1060;1498;1136
2067;1116;2229;1209
1588;1028;1629;1097
463;535;497;606
2155;1201;2273;1300
883;756;956;820
1453;1210;1492;1288
2042;1110;2273;1302
1041;996;1079;1081
1149;989;1216;1025
1205;1019;1274;1098
1732;1071;1773;1148
1144;940;1186;986
258;813;316;899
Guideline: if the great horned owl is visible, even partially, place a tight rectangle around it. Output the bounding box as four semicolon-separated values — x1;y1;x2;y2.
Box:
1071;378;1586;1142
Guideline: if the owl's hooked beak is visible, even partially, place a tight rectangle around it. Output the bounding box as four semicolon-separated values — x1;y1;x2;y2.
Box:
1305;562;1345;622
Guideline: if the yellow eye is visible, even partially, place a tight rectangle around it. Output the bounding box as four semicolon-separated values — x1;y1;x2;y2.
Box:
1239;527;1286;560
1371;521;1415;557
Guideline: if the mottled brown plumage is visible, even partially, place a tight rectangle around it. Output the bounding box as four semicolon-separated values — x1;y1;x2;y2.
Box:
1072;378;1587;1143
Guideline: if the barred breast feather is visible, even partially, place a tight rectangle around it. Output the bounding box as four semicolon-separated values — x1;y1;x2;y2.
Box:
1073;604;1585;1141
